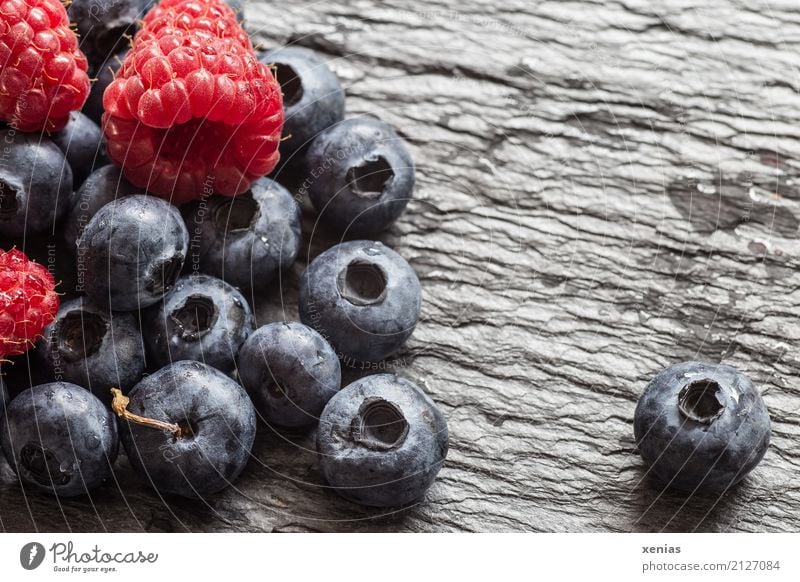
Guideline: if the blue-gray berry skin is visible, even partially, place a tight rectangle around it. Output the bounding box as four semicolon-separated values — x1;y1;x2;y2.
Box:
0;130;72;238
64;165;141;248
317;374;448;507
35;297;146;405
119;361;257;498
77;195;189;311
143;274;254;374
0;375;8;417
299;241;421;364
634;361;771;493
83;52;126;126
0;382;118;497
182;177;301;289
260;46;345;160
51;112;109;188
305;117;414;237
68;0;150;71
238;322;341;428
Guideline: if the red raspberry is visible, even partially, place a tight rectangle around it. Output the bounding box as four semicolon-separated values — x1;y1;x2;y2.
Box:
102;0;284;203
0;248;59;360
0;0;90;132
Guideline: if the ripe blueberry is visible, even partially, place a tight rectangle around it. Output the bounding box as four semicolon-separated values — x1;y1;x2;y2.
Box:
77;195;189;311
143;274;255;374
305;117;414;236
51;112;109;187
299;240;421;364
634;361;771;493
317;374;448;507
237;322;341;428
0;382;119;497
35;297;147;405
63;165;141;249
182;177;301;289
259;46;345;159
0;130;72;238
115;360;257;498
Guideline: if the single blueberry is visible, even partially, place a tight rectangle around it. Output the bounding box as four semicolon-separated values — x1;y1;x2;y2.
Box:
68;0;150;71
51;112;109;188
298;240;421;364
0;382;119;497
317;374;448;507
182;177;301;289
77;195;189;311
35;297;147;405
143;274;254;374
63;165;142;249
83;52;127;126
634;361;771;493
0;130;72;238
238;322;341;428
259;46;345;160
116;360;257;498
305;117;414;237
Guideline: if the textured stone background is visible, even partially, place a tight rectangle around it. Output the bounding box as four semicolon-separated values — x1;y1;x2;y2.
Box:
2;0;800;532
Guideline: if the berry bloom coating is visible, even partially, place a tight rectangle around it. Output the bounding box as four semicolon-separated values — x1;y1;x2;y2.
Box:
0;0;91;132
0;248;59;359
102;0;284;203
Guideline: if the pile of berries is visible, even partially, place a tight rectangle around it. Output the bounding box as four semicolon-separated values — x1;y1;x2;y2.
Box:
0;0;446;508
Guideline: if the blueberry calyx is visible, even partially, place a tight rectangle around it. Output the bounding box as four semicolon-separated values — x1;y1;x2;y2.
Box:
0;180;20;216
274;62;304;106
337;259;388;306
111;388;190;439
146;255;183;296
19;443;71;486
677;379;725;424
213;194;260;232
346;155;395;198
54;310;107;362
351;397;409;450
169;295;219;342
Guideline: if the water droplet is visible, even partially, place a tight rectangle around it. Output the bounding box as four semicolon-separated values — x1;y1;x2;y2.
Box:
259;236;269;248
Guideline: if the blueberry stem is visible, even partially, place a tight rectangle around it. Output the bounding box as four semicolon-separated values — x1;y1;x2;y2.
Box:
111;388;187;438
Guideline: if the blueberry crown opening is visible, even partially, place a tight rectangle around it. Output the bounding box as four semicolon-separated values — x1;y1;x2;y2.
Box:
337;259;388;306
146;255;183;296
213;194;260;232
19;443;71;486
274;62;303;107
0;180;20;217
355;398;409;450
678;379;724;423
169;295;218;341
56;310;107;361
346;156;395;198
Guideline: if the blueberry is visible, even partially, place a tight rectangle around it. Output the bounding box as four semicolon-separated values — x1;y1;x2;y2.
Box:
634;361;771;493
63;165;142;249
299;240;421;364
35;297;146;405
317;374;448;507
51;112;109;188
77;195;189;311
83;52;126;126
143;274;254;374
116;360;257;498
305;117;414;237
182;177;301;289
0;374;8;417
0;130;72;238
68;0;149;71
238;322;340;428
260;46;345;160
0;382;118;497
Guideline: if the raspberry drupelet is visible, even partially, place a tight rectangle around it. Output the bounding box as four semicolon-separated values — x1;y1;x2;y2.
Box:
0;0;91;132
102;0;285;203
0;248;59;360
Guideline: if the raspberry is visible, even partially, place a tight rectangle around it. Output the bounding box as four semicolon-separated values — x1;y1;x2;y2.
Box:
102;0;284;203
0;248;59;360
0;0;91;132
